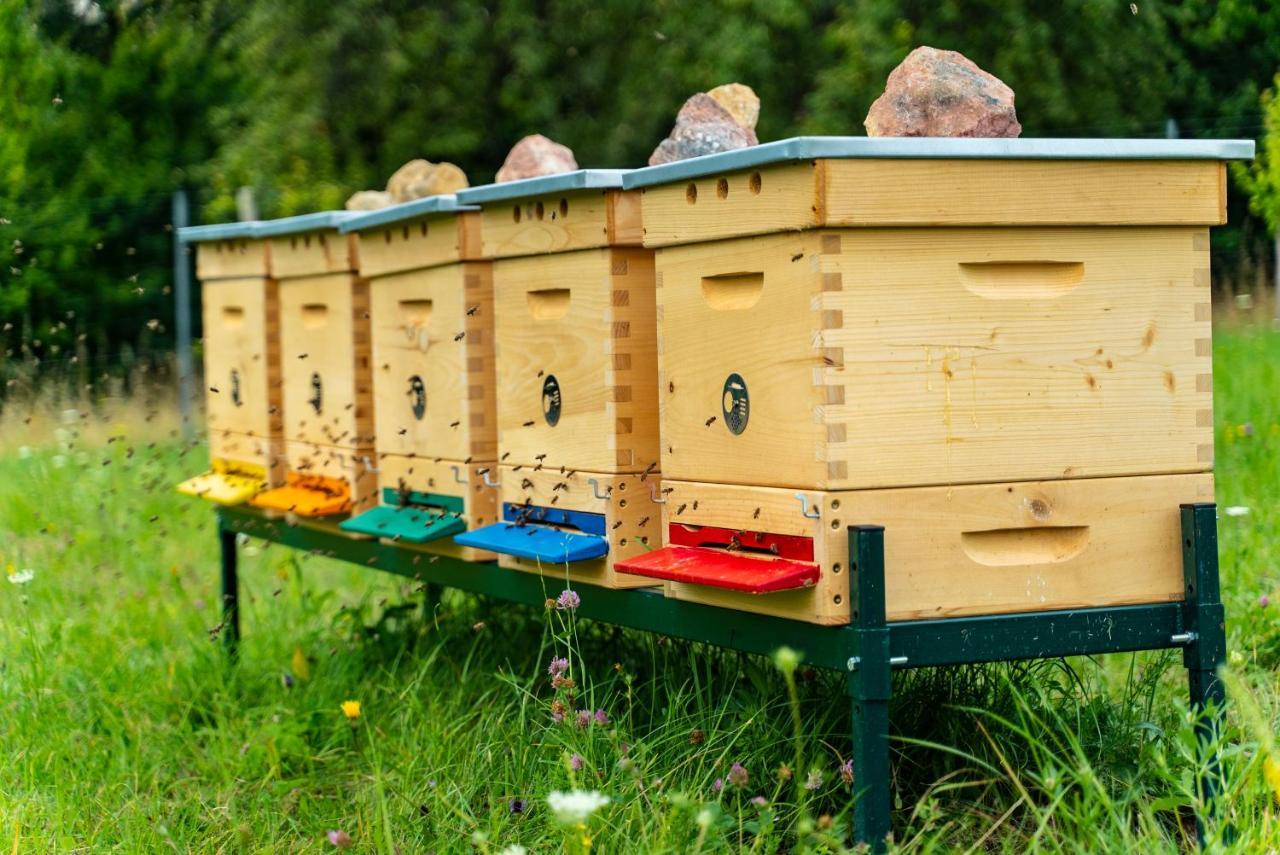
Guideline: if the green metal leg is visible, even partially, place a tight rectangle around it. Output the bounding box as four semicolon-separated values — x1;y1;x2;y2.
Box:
1180;503;1227;847
848;525;892;852
219;521;240;657
421;582;443;624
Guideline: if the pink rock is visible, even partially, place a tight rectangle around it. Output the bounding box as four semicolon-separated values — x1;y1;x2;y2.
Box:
865;46;1021;138
496;134;578;183
648;93;758;166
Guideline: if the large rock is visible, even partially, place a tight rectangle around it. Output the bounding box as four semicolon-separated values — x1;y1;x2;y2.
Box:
386;159;469;202
496;134;578;183
864;47;1021;138
345;190;393;212
707;82;760;131
648;92;759;166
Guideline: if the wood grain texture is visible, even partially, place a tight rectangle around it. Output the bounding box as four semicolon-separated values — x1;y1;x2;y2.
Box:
657;473;1212;623
494;247;659;473
282;439;378;513
195;239;271;280
355;212;481;278
278;274;375;450
639;160;1226;247
375;454;498;562
268;230;359;278
480;189;642;259
496;465;663;589
368;262;496;463
657;227;1213;490
202;277;282;444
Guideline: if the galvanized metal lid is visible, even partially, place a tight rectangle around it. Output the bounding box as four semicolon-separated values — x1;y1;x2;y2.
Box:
339;194;479;233
456;169;628;205
622;136;1256;189
177;221;263;243
251;210;359;238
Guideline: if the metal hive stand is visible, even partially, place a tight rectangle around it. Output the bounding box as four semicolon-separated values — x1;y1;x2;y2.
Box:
215;502;1226;852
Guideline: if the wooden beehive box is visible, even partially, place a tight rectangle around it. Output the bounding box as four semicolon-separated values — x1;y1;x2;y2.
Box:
334;195;499;559
451;172;660;586
612;136;1252;622
248;212;378;518
176;222;284;505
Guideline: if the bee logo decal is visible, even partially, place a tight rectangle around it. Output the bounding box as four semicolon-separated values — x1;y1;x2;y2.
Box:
542;374;562;427
722;373;749;435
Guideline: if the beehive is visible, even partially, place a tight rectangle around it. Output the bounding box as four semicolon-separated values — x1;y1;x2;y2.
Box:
334;195;499;558
249;212;378;518
613;136;1252;622
451;171;660;587
176;221;283;504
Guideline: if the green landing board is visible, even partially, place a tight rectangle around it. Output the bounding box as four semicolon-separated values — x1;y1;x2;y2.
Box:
340;504;466;544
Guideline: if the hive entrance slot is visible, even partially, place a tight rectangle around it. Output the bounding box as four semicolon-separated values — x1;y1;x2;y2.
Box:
221;306;245;329
701;272;764;310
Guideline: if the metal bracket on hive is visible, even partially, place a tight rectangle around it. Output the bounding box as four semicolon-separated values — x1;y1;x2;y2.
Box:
454;502;609;563
340;488;467;544
176;459;269;506
615;523;821;593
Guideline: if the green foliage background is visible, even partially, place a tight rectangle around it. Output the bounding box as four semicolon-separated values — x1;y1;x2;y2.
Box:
1;0;1278;384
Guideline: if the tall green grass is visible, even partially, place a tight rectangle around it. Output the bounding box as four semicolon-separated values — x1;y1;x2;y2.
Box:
1;327;1279;852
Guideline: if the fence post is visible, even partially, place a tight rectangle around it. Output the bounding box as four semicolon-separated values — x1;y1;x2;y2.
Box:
172;189;193;443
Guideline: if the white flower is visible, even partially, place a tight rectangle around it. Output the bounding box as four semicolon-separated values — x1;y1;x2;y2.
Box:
50;455;67;469
17;446;31;460
1224;506;1250;517
547;789;609;824
7;568;34;585
498;846;527;855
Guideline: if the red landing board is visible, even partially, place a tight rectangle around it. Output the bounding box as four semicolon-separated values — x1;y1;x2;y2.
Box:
615;543;821;594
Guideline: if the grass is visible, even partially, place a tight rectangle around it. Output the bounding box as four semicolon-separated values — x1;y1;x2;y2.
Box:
3;326;1280;852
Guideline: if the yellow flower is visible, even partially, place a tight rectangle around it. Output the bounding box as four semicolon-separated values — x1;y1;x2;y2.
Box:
340;700;361;720
1265;755;1280;805
292;646;310;681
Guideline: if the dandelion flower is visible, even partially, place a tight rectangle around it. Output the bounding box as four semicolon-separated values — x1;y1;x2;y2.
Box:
728;762;748;787
1265;756;1280;805
546;789;609;824
556;589;581;611
340;700;362;720
6;567;34;585
326;829;353;849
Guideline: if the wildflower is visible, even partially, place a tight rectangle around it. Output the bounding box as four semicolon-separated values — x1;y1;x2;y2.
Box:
773;645;801;674
509;797;527;814
1243;422;1255;437
713;778;723;793
326;829;353;849
777;764;792;781
689;728;705;745
545;598;557;609
840;759;854;785
1224;506;1250;517
51;455;67;468
548;657;570;677
499;846;528;855
281;673;295;689
696;807;715;829
1261;595;1271;608
751;796;768;807
576;709;591;728
292;646;310;680
556;589;581;611
17;446;31;459
727;762;748;787
6;567;34;585
570;753;584;771
818;814;833;830
551;700;566;724
473;621;487;632
546;789;609;824
1265;756;1280;805
340;700;362;720
805;770;823;791
594;709;609;726
1230;650;1246;667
